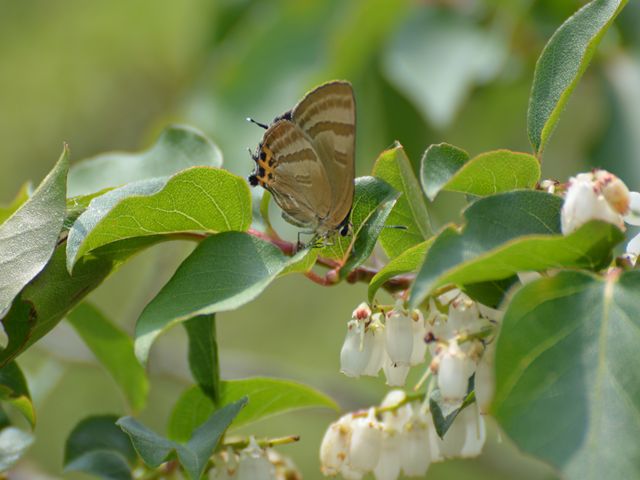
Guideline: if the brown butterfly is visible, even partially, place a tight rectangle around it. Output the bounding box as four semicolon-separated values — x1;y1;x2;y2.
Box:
248;80;356;241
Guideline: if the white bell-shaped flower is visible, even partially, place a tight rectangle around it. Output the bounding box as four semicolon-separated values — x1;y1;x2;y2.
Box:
383;353;410;387
320;414;352;476
340;464;364;480
266;449;301;480
385;303;414;366
437;341;471;404
561;171;627;234
348;408;383;473
409;309;428;366
400;409;431;477
373;432;402;480
439;411;467;459
363;315;385;376
624;191;640;226
380;390;412;431
340;320;368;377
459;403;486;458
236;437;275;480
626;232;640;266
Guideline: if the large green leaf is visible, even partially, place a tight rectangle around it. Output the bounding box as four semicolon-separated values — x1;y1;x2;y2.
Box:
372;144;431;258
0;362;35;428
118;398;247;480
168;377;338;442
67;167;251;271
184;315;220;403
320;176;399;275
0;244;114;367
368;240;431;302
66;303;148;412
421;147;540;201
0;183;31;224
410;191;624;306
493;270;640;480
64;415;136;480
134;232;308;364
0;148;68;316
67;125;222;197
527;0;628;155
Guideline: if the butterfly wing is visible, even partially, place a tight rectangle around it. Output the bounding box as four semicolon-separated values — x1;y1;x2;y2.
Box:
292;81;355;232
255;120;333;231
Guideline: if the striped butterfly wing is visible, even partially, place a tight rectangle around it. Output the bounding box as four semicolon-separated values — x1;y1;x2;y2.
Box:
255;120;333;231
292;81;356;232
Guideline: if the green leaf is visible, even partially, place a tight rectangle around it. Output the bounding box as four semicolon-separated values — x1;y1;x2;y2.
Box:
0;245;114;367
118;398;247;480
462;277;519;309
67;167;251;271
67;125;223;197
493;270;640;480
420;143;469;201
429;381;475;439
421;147;540;201
368;240;431;302
184;315;220;403
0;183;31;225
0;427;34;472
64;415;136;480
66;303;148;412
168;377;339;442
372;143;432;258
527;0;629;155
0;362;35;428
321;177;399;276
134;232;308;365
410;191;624;306
0;147;68;316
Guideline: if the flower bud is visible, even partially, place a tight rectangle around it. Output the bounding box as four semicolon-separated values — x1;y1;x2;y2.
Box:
437;342;471;404
385;303;414;366
561;171;627;234
320;415;352;475
352;302;372;321
349;408;383;473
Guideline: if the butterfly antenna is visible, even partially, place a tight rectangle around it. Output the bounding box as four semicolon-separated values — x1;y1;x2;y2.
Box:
246;117;269;130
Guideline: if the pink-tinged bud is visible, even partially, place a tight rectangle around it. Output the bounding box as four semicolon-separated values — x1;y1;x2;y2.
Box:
348;408;383;473
352;302;372;321
385;304;414;366
320;415;352;476
561;171;627;234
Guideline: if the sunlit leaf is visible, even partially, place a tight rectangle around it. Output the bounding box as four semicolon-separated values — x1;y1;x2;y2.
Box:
0;183;31;225
0;362;35;428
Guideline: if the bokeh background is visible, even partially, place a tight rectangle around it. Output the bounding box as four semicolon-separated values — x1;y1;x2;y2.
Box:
2;0;640;478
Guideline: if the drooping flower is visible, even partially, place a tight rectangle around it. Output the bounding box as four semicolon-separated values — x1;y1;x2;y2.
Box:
236;437;276;480
348;408;383;473
384;302;414;367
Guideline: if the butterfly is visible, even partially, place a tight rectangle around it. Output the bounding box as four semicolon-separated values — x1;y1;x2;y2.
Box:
248;80;355;242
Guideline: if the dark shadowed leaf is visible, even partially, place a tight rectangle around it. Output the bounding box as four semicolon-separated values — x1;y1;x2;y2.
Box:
184;315;220;402
0;362;34;427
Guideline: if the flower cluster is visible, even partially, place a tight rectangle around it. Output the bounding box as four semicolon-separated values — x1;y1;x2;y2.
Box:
560;169;640;264
320;390;485;480
339;302;427;386
210;438;301;480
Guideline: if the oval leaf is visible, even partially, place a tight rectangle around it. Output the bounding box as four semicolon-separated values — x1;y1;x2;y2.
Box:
493;270;640;480
134;232;308;364
0;148;68;316
422;146;540;200
168;378;339;442
528;0;628;155
67;125;222;197
66;303;149;412
183;315;220;403
410;191;624;306
372;144;432;258
67;167;251;271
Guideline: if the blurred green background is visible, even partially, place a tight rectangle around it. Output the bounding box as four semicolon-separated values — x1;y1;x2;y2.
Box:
3;0;640;478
